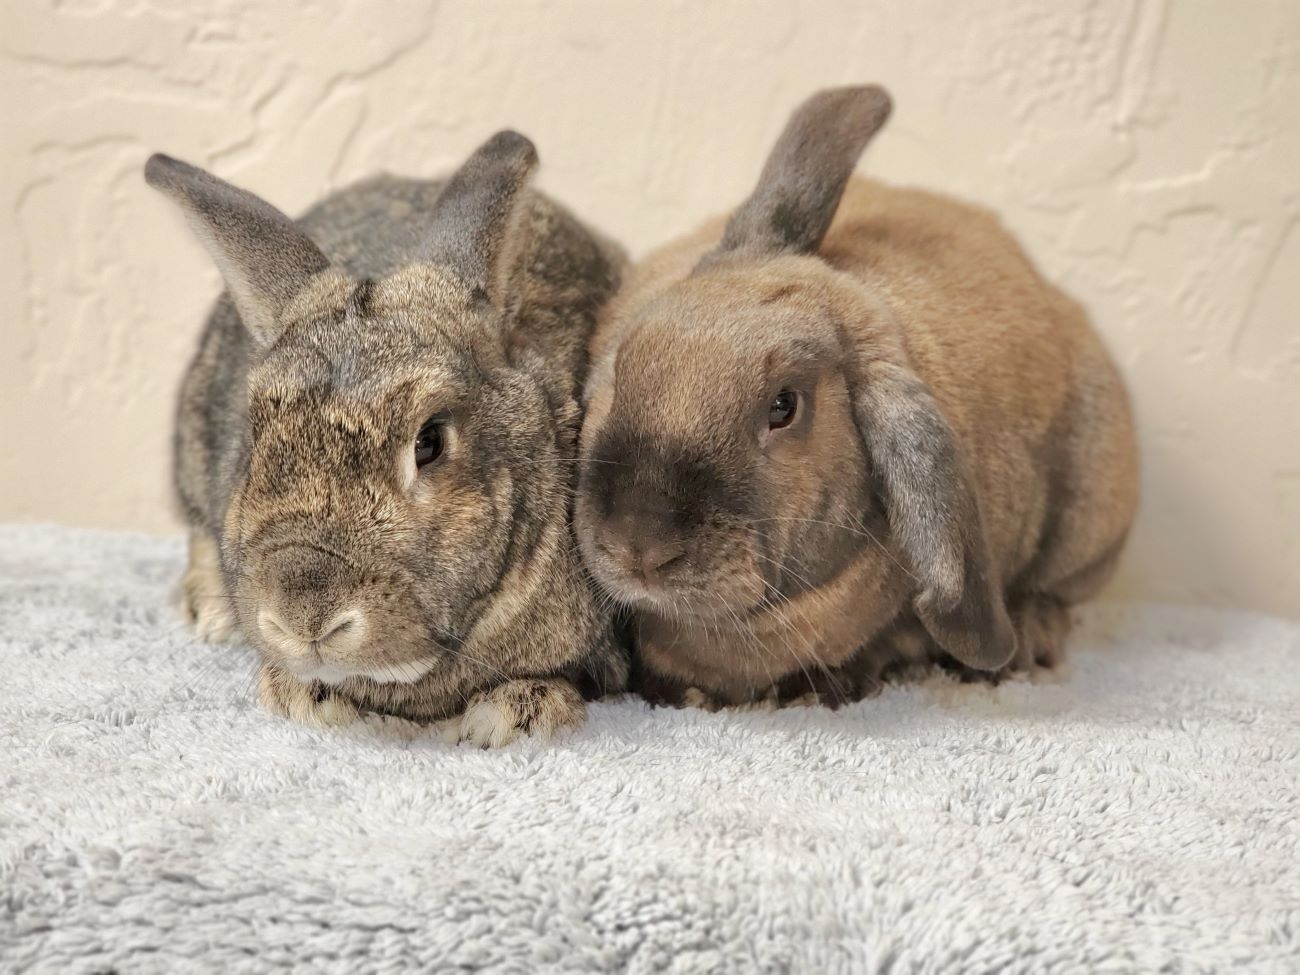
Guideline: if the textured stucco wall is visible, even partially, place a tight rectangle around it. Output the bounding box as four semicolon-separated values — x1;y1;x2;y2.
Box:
3;0;1298;618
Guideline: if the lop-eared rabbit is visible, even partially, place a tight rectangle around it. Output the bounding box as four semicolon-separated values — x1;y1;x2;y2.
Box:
574;87;1139;707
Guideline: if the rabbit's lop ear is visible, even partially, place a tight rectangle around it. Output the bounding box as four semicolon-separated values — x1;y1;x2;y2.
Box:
853;360;1017;671
422;130;539;308
701;85;892;267
144;154;330;340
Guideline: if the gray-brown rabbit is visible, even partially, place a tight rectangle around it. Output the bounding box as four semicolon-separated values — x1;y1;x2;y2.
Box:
574;86;1139;708
148;131;629;744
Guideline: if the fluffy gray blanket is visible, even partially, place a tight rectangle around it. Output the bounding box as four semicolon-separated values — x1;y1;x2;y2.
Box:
2;524;1297;973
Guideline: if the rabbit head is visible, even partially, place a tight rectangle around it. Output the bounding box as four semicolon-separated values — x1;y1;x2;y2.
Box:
148;133;600;691
575;87;1016;690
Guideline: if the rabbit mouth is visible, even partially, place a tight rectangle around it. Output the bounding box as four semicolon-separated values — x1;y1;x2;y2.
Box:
596;573;677;611
289;659;437;687
596;567;762;619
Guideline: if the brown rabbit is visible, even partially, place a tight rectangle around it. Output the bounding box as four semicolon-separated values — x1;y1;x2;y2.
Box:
148;132;629;744
573;86;1139;707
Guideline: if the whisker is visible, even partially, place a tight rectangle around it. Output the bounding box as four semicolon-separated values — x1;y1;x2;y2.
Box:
750;550;821;597
749;514;919;583
437;645;514;685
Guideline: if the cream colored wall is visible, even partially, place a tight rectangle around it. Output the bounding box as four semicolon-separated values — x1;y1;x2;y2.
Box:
3;0;1297;618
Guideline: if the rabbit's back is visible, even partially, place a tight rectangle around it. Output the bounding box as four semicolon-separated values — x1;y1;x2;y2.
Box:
300;173;623;385
824;177;1138;598
296;175;451;277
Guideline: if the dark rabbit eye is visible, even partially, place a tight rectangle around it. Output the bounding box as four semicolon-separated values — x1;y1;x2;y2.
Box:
768;390;799;429
415;415;447;468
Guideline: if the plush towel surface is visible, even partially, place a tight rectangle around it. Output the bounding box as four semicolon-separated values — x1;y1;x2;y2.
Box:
1;524;1297;973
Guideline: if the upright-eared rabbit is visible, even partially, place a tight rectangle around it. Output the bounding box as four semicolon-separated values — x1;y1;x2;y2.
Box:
574;86;1139;707
147;131;628;744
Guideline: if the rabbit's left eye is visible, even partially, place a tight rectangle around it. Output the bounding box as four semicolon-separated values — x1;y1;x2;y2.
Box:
768;390;799;429
415;415;448;468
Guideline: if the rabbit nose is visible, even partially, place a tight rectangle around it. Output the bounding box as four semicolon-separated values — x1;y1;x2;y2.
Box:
253;545;366;660
257;608;366;656
638;538;686;578
599;512;686;585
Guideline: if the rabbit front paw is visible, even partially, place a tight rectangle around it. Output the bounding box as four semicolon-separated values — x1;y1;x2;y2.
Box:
457;678;585;748
258;664;361;728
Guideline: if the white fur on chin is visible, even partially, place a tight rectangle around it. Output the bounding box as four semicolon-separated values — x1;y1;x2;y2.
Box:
293;659;437;686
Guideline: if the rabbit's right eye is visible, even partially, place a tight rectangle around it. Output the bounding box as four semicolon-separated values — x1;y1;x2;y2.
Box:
415;415;448;468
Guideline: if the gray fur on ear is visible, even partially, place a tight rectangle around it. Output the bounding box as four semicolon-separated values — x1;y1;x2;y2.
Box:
421;130;539;306
144;154;331;340
699;85;892;269
852;360;1017;671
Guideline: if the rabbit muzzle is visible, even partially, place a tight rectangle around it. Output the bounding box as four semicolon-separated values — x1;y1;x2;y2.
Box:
244;544;436;686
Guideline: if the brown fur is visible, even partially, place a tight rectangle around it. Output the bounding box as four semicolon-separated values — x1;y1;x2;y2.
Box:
574;86;1139;706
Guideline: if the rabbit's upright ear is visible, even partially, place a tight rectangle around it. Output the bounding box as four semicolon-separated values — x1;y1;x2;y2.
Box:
144;155;331;340
421;130;539;308
699;85;892;268
851;359;1017;671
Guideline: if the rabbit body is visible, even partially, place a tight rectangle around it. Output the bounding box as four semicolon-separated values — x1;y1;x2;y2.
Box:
154;136;628;742
575;89;1138;706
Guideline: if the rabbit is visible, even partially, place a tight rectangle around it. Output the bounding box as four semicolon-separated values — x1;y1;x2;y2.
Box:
147;130;630;745
573;86;1139;708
